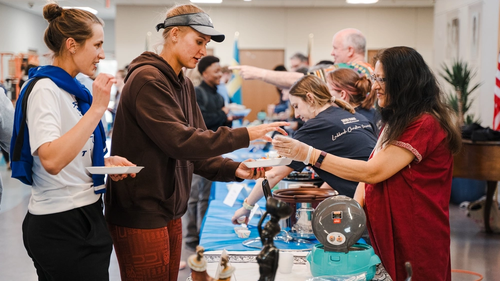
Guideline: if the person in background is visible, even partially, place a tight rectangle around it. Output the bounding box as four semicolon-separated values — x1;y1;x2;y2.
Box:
330;28;369;67
273;46;461;281
184;55;230;250
0;87;14;206
266;65;306;134
11;4;135;280
308;60;335;74
105;4;289;280
19;62;39;89
231;28;372;90
294;66;310;76
309;28;373;80
267;65;289;118
289;52;309;72
315;60;335;67
107;68;126;129
184;66;203;87
315;67;379;193
232;75;377;225
218;65;232;106
195;55;232;131
270;65;309;116
1;85;12;172
326;68;379;133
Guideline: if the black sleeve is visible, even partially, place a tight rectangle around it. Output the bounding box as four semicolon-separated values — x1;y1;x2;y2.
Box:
195;87;227;130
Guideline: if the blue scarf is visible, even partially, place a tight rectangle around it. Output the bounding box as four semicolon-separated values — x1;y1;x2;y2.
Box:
10;65;107;191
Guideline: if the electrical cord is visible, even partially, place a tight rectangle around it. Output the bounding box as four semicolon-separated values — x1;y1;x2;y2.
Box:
406;261;483;281
451;269;484;281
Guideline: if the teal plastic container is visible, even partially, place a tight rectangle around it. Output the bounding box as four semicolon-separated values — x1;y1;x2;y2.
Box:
306;243;381;281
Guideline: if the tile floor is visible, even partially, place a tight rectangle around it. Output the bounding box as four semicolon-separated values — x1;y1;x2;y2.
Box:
0;160;498;281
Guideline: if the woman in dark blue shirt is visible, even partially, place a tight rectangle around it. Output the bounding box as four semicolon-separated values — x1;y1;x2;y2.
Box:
232;75;377;224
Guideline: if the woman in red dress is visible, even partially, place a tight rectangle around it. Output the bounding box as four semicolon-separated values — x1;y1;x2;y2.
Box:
272;46;461;281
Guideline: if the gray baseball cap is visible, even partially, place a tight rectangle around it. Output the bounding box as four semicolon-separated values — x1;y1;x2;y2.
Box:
156;12;225;43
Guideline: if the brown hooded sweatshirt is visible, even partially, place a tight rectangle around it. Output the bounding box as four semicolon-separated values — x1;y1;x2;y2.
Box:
105;52;249;228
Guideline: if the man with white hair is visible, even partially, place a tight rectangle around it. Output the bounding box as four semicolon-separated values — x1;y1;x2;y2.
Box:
330;28;367;65
231;28;372;89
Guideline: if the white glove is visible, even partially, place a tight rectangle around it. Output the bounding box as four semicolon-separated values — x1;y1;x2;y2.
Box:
272;135;311;163
231;207;251;225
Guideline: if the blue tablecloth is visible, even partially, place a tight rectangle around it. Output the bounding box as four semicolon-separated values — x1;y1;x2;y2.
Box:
199;147;267;251
200;180;323;252
199;147;321;251
199;180;267;251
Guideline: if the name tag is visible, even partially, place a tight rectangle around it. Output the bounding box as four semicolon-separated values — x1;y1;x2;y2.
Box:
223;183;244;207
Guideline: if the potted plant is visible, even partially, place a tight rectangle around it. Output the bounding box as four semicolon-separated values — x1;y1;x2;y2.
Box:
440;60;481;126
440;60;485;204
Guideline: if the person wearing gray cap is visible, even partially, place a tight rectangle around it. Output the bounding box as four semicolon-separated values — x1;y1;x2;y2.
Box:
105;4;289;281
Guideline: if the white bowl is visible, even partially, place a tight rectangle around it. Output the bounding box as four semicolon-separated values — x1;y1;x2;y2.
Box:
234;226;251;238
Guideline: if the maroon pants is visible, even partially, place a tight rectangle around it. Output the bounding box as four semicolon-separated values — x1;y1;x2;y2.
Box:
108;219;182;281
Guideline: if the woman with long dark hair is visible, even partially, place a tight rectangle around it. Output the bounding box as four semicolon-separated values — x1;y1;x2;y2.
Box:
273;46;461;281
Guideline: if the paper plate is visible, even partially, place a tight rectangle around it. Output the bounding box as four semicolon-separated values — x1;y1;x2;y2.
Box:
86;166;144;175
243;158;292;168
230;108;251;117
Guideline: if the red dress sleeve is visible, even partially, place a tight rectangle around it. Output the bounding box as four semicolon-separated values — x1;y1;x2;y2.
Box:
391;114;447;163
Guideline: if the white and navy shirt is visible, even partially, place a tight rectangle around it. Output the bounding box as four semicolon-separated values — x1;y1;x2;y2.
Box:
26;78;99;215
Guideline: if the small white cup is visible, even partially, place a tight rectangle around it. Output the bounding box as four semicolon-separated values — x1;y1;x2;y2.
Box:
237;229;250;238
278;252;294;274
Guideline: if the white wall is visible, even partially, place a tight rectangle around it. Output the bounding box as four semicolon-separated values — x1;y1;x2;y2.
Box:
103;19;116;59
0;3;49;81
0;5;117;80
115;5;434;70
434;0;500;128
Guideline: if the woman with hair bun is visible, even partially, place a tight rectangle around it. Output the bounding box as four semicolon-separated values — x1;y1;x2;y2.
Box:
326;67;380;133
11;3;135;280
104;4;288;280
232;75;377;225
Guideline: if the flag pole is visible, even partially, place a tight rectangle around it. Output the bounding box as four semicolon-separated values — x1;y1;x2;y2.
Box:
145;32;152;52
227;31;243;104
494;5;500;130
307;33;314;67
